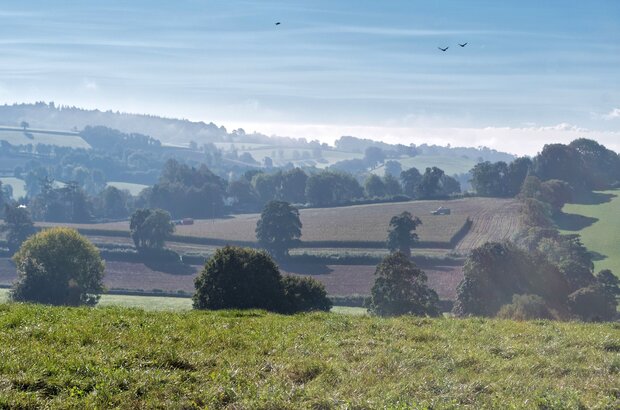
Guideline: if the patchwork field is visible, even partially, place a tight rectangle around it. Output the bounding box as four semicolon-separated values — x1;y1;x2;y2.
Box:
0;127;90;149
560;189;620;277
39;197;521;250
0;304;618;408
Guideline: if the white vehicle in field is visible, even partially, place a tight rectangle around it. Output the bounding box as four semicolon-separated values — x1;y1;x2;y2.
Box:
431;206;451;215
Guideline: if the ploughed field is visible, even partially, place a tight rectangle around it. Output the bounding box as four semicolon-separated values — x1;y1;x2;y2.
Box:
0;304;618;408
0;259;463;300
37;197;521;251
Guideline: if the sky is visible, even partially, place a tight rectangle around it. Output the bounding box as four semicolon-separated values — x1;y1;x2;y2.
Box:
0;0;619;155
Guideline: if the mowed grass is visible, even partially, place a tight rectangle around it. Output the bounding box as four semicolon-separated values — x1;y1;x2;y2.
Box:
561;190;620;277
41;197;520;249
0;304;618;408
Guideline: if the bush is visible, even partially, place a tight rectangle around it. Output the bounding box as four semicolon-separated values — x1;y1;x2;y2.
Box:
568;285;617;322
368;252;439;317
281;276;332;313
497;294;555;321
453;242;571;317
193;246;285;312
11;228;105;306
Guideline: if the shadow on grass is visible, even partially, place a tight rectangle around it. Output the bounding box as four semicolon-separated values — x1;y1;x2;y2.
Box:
278;261;333;276
571;191;618;205
554;212;599;231
589;251;608;262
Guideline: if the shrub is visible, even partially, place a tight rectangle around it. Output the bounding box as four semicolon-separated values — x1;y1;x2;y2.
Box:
193;246;285;312
281;276;332;313
453;242;571;317
568;285;617;322
368;252;439;317
497;294;555;321
11;228;105;306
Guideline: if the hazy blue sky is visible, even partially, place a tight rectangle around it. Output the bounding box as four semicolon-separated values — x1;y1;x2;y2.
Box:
1;0;619;154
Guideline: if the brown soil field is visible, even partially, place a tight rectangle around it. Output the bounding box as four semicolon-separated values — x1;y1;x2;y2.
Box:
38;197;520;248
0;258;462;300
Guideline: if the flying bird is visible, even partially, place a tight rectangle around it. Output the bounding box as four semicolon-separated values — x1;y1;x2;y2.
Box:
275;22;281;26
458;42;468;47
438;46;449;52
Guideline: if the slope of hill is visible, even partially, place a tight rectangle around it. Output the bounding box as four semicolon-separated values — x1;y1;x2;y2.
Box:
0;304;617;408
560;189;620;277
0;126;90;149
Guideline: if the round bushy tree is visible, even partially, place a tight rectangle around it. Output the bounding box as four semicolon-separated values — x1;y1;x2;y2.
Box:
12;228;105;306
386;211;421;257
256;201;302;258
281;275;332;313
193;246;285;311
368;252;439;317
130;208;174;250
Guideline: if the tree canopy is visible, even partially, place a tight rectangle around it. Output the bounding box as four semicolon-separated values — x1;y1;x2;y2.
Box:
256;201;302;258
368;252;439;317
130;208;174;250
1;204;36;253
11;227;104;306
386;211;421;257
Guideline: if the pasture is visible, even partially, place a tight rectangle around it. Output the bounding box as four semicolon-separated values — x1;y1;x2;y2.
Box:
39;197;521;250
106;181;149;196
560;189;620;277
0;127;90;149
0;177;26;199
0;304;618;408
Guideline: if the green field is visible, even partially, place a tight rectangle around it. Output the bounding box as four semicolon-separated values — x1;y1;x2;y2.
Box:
0;177;26;199
0;127;90;149
561;190;620;276
106;181;149;196
0;289;370;314
0;304;618;408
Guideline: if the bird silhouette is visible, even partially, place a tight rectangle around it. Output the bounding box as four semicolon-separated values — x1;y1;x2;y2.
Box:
438;46;449;52
275;22;281;26
458;42;468;47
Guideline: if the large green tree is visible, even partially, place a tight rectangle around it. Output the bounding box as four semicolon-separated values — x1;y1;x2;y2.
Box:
1;204;36;253
130;208;175;250
453;242;571;317
256;201;302;258
368;252;439;317
193;246;285;311
386;211;421;257
11;227;104;306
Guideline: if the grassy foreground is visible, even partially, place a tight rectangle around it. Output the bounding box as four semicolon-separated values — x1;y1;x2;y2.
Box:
0;304;619;408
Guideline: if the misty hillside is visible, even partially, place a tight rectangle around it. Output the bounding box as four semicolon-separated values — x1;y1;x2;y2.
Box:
0;103;515;163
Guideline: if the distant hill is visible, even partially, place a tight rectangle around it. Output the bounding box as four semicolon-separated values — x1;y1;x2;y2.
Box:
0;103;516;163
